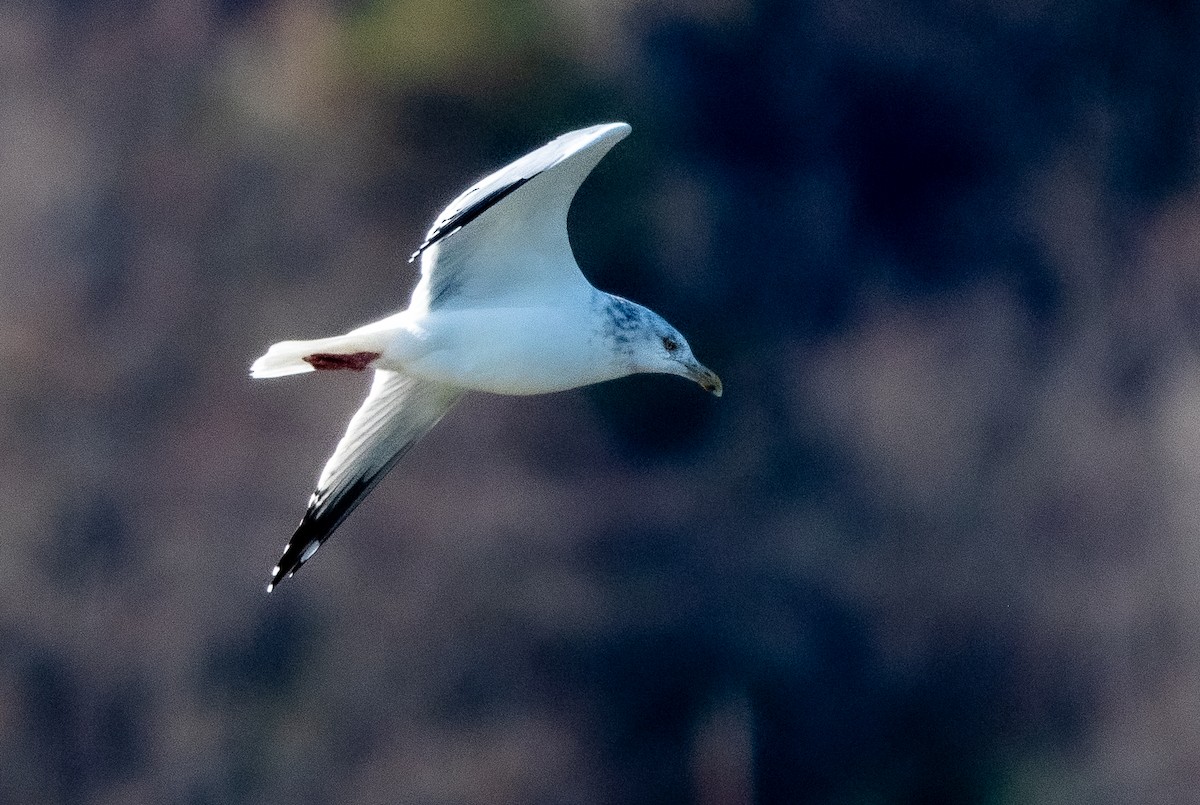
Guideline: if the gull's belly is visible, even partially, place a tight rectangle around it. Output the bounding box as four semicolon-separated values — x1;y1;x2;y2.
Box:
392;307;618;395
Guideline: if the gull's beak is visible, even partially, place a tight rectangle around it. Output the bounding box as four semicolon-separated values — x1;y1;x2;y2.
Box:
684;361;723;397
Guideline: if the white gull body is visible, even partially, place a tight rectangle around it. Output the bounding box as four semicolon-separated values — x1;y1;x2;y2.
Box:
251;123;722;591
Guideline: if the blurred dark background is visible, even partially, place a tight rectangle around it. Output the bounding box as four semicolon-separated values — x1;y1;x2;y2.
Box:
3;0;1200;802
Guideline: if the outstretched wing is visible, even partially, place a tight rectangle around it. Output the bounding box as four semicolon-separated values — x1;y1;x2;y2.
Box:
409;122;631;311
268;370;462;591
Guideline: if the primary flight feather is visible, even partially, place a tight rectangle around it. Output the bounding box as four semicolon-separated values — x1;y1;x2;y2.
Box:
252;123;722;591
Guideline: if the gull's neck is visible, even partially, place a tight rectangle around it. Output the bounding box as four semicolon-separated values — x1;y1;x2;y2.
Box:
591;291;656;369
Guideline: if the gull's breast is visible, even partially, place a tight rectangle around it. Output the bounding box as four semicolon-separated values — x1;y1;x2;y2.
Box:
399;305;621;395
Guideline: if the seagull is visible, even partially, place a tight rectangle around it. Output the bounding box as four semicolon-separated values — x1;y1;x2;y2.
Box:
251;122;722;592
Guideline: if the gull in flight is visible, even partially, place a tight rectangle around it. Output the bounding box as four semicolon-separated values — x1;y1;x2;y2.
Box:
251;123;722;591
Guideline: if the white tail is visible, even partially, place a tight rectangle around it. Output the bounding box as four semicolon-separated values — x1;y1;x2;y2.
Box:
250;339;323;378
251;333;388;378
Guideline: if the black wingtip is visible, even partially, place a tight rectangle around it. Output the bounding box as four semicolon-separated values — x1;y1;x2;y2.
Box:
266;558;290;593
268;520;323;592
266;468;379;592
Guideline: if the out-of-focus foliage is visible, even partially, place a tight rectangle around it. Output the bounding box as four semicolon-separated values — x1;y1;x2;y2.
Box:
2;0;1199;802
344;0;554;83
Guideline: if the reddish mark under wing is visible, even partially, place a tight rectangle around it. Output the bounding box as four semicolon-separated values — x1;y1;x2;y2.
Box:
303;351;382;372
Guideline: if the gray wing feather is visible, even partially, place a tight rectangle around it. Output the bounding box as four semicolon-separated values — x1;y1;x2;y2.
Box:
268;370;462;590
409;122;631;311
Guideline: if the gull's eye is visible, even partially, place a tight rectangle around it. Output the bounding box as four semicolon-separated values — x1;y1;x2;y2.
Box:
662;336;679;353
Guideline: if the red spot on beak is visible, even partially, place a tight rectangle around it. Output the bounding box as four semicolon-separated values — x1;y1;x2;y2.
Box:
303;351;382;371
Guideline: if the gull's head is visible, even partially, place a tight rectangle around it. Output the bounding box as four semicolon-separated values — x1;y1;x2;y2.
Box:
607;297;722;396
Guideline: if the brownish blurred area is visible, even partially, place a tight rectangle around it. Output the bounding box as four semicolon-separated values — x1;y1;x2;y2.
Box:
2;0;1200;802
